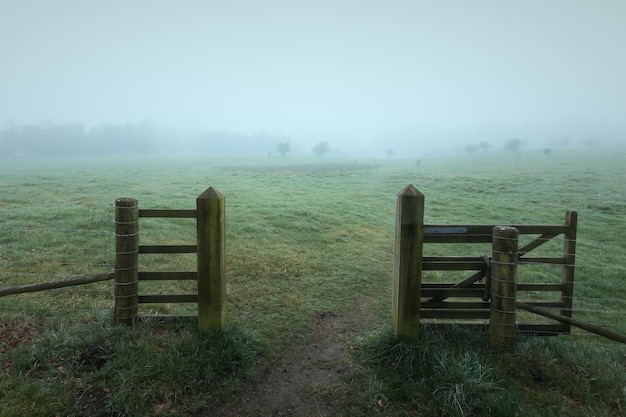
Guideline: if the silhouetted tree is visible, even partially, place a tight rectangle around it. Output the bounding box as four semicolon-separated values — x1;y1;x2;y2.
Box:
478;141;489;152
504;138;522;152
312;141;330;157
276;141;290;157
543;148;552;155
385;147;395;158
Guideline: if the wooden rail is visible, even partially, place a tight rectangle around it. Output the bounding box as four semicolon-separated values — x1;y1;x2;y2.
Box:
517;302;626;344
0;272;114;297
113;187;226;333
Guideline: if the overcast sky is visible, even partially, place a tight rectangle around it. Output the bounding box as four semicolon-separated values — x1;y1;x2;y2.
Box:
2;0;625;150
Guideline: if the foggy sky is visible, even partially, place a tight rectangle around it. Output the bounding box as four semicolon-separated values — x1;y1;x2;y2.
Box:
2;0;626;152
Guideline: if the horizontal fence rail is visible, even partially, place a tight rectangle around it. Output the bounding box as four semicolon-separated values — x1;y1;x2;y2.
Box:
135;206;196;305
138;209;197;218
113;187;226;333
0;272;114;297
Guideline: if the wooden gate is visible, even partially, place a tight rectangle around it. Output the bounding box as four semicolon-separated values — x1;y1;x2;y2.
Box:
113;187;226;333
392;185;578;342
421;212;577;333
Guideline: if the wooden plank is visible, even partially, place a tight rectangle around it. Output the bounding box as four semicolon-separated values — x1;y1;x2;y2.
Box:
423;224;568;236
422;283;456;288
421;301;490;309
138;271;197;281
422;283;486;288
423;256;486;262
138;294;198;304
421;288;485;298
421;310;490;319
424;234;492;244
139;209;196;218
519;257;567;265
0;272;114;297
422;224;490;235
139;245;197;254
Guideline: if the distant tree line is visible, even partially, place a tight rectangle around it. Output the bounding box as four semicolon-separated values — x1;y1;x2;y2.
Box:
0;120;288;157
0;121;157;157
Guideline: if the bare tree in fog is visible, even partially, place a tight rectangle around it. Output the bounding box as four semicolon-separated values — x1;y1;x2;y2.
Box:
312;141;330;157
276;141;291;157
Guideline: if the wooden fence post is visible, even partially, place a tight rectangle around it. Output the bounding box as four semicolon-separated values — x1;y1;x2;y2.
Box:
392;185;424;339
561;210;577;332
196;187;226;333
489;226;518;350
114;198;139;325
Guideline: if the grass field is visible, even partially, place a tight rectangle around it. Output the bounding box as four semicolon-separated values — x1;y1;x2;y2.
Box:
1;149;625;416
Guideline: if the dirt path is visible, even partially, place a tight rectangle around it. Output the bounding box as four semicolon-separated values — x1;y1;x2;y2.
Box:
217;297;378;416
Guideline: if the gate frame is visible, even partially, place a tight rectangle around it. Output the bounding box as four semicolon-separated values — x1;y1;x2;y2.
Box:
113;187;226;333
392;184;578;346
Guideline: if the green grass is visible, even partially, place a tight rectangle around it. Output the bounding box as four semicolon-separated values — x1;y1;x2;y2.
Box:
342;326;626;416
1;149;626;416
1;315;263;416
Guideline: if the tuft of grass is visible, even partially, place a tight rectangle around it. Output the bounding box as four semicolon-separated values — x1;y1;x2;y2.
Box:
347;326;626;417
347;327;504;416
0;317;264;417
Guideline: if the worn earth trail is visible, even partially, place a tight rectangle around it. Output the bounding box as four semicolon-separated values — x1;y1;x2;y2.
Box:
216;297;379;416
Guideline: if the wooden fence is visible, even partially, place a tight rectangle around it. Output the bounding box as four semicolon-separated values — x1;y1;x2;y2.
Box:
113;187;226;333
392;184;580;349
5;184;625;344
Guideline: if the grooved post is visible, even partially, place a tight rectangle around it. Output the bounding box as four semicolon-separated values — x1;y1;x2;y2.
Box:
196;187;226;333
489;226;518;350
114;198;139;325
392;185;424;339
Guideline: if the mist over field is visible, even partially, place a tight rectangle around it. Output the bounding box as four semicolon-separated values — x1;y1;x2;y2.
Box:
1;1;625;158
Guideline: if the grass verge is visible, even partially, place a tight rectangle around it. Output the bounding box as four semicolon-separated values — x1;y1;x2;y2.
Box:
1;315;264;417
336;326;626;417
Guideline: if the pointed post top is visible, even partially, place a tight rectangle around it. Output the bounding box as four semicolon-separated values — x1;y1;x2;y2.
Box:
197;186;224;200
398;184;424;198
